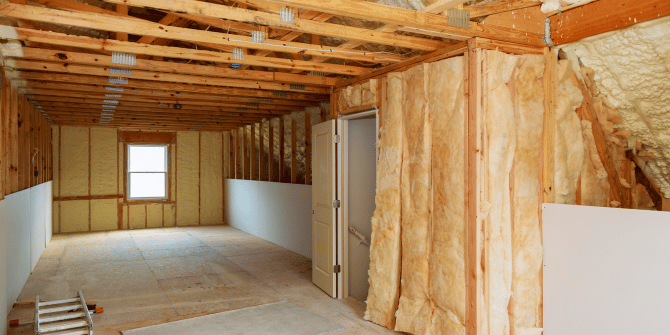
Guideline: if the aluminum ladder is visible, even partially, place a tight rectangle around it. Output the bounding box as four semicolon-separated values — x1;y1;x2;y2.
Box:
34;291;93;335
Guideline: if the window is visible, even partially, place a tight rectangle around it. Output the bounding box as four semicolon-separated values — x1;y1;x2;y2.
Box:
127;144;168;199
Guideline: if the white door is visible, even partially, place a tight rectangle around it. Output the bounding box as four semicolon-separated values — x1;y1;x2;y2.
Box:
312;120;338;297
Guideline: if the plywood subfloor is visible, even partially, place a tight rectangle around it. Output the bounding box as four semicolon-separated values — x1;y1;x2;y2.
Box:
7;226;398;335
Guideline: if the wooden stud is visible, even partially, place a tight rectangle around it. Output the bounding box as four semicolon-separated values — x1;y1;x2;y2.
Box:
464;40;480;335
250;124;256;180
229;131;234;179
243;126;249;180
291;119;297;184
305;112;311;185
542;48;556;204
236;128;241;179
622;157;632;208
269;120;274;182
88;127;91;231
259;122;264;181
279;118;285;182
16;91;25;191
198;132;201;225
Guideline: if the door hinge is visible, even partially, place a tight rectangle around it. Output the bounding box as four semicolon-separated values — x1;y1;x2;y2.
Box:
333;199;340;208
334;264;341;273
333;135;340;143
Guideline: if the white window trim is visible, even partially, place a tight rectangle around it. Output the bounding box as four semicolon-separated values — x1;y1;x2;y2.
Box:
127;144;169;201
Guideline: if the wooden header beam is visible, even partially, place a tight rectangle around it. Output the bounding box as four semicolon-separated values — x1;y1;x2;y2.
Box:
550;0;670;45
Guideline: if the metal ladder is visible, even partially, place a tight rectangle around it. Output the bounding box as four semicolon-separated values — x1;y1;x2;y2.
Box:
34;291;93;335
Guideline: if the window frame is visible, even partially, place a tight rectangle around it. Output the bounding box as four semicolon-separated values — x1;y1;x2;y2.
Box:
125;143;170;202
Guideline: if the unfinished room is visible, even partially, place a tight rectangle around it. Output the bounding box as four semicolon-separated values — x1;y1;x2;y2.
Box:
1;0;669;334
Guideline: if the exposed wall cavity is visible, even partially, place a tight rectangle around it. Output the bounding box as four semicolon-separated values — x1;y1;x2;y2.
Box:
561;16;670;198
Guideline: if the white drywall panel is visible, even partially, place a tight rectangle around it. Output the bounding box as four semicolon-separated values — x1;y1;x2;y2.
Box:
224;179;312;258
30;182;52;270
4;188;31;314
0;196;7;335
543;203;670;334
346;119;376;302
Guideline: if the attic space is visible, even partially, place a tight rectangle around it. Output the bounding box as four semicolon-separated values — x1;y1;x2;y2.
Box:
0;0;669;334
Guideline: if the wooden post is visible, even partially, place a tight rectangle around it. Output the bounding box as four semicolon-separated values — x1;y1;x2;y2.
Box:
464;40;481;335
305;112;311;185
243;125;249;180
228;131;234;179
291;119;297;184
259;122;264;181
17;93;26;191
330;93;337;120
279;118;285;182
269;119;274;182
542;47;557;205
622;156;632;208
250;123;256;180
235;128;241;179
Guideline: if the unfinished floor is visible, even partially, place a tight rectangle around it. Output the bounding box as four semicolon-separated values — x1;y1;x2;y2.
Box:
7;226;396;335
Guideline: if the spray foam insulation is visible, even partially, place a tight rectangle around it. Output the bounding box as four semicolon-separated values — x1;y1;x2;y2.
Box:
129;205;146;229
200;132;223;225
90;128;117;195
365;72;403;330
146;204;163;228
60;200;89;232
562;16;670;198
176;131;200;226
91;199;118;231
60;126;89;197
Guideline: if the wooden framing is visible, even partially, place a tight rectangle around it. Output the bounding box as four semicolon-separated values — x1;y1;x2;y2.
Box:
305;112;311;185
542;48;556;204
550;0;670;45
279;118;285;182
250;124;256;180
269;120;275;182
259;122;265;181
291;119;297;184
119;131;175;144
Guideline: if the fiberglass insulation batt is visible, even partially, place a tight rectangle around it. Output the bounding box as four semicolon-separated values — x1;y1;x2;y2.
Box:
366;56;466;334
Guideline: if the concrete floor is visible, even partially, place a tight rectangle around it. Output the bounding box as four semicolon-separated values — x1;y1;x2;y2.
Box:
7;225;398;335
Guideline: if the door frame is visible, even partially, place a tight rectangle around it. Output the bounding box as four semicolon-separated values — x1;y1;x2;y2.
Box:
337;107;379;299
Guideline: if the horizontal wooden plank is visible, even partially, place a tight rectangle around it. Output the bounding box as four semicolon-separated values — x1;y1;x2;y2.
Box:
465;0;540;18
16;72;329;101
0;24;368;76
54;194;122;201
257;0;545;46
551;0;670;45
473;37;543;55
19;47;341;86
119;131;175;143
102;0;447;52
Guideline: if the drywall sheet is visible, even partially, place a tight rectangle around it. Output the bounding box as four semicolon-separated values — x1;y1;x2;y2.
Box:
90;128;117;196
510;55;544;333
60;126;89;197
395;64;432;334
200;132;223;225
224;179;312;258
346;118;376;303
554;60;585;205
129;204;147;229
543;204;670;334
484;50;518;335
177;131;200;226
4;188;31;313
428;56;466;334
365;72;402;329
147;204;163;228
91;199;118;231
30;182;51;270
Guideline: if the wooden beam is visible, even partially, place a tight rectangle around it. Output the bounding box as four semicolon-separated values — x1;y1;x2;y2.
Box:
250;123;256;180
115;4;128;41
10;59;329;93
254;0;545;46
423;0;469;13
119;131;175;143
472;37;543;55
569;71;626;207
20;81;322;104
0;26;369;76
465;0;540;18
550;0;670;45
16;72;329;101
0;4;406;65
305;112;311;185
53;194;122;201
102;0;448;52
